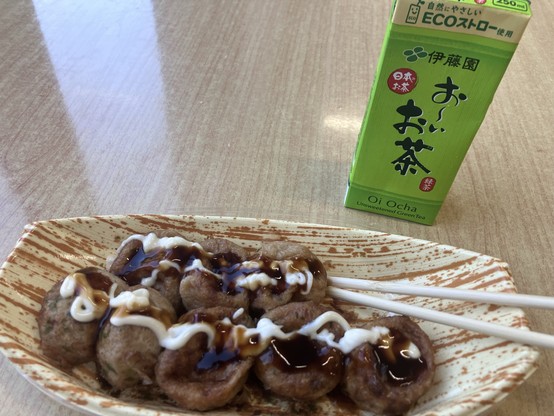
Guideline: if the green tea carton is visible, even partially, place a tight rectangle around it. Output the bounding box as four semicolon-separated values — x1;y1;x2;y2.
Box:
344;0;531;224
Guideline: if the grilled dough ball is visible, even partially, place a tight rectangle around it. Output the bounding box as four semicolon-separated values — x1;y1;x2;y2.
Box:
96;287;177;390
342;316;435;415
155;307;255;411
180;238;250;311
108;230;190;315
249;241;327;314
254;301;344;401
38;267;128;368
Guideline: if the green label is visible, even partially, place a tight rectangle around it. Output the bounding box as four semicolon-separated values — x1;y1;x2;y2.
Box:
345;0;530;224
345;182;442;225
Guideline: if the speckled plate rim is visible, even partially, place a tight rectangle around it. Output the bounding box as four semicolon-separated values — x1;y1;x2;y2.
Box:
0;214;541;416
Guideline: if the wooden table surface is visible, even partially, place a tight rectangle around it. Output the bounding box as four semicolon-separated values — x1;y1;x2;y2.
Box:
1;1;552;415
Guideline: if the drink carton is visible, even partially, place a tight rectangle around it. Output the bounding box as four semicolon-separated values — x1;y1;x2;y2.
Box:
344;0;531;224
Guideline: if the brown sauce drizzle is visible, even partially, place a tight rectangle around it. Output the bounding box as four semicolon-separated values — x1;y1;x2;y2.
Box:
374;329;426;386
188;314;265;372
196;321;240;371
259;334;342;377
116;237;324;296
211;258;248;295
213;255;324;296
79;267;117;293
110;293;175;330
196;347;239;371
188;316;242;372
217;255;285;295
119;245;209;285
68;270;174;330
72;269;112;315
64;269;428;384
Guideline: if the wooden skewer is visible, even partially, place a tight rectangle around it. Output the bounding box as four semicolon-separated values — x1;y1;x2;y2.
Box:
328;276;554;310
328;286;554;349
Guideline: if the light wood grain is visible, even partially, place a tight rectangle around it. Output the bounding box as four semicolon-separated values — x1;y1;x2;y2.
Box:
1;0;553;415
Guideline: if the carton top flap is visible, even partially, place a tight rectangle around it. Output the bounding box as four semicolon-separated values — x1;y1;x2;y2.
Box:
393;0;531;44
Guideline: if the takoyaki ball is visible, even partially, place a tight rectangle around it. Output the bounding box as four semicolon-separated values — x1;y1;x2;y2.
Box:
342;316;435;415
151;273;184;316
96;287;177;390
250;241;327;313
200;237;251;260
108;230;181;282
254;301;344;401
108;230;193;314
180;238;250;311
38;267;128;368
155;306;255;411
108;236;143;280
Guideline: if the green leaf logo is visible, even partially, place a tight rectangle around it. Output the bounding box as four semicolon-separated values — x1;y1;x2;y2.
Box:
404;46;428;62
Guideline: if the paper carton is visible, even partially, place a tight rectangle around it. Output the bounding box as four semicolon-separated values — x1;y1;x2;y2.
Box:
345;0;531;224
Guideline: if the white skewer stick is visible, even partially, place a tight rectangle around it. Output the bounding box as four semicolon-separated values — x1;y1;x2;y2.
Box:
328;287;554;349
328;276;554;310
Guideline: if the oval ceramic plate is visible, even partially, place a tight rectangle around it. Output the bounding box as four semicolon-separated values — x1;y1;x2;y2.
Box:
0;215;540;415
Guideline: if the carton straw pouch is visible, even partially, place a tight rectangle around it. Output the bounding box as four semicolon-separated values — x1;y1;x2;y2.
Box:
344;0;531;225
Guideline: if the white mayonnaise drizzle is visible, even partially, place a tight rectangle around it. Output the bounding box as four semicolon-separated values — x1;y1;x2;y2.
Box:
61;279;422;359
107;233;202;284
103;290;422;359
108;289;217;349
279;260;314;295
141;259;182;286
183;258;213;275
110;288;150;310
243;318;292;343
163;322;216;350
112;233;316;294
128;233;203;252
296;311;399;355
59;273;78;298
401;343;421;359
232;308;245;320
235;273;278;290
59;272;116;323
